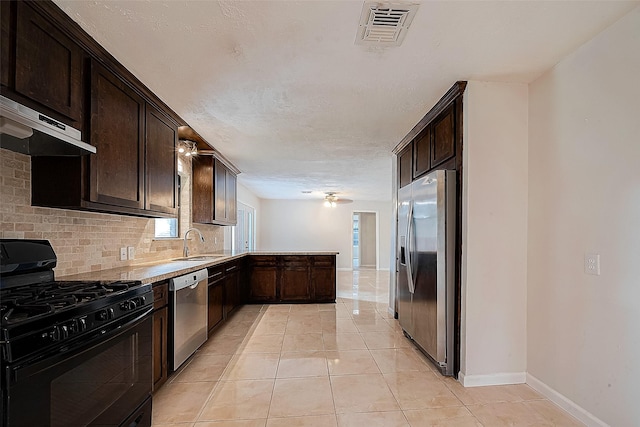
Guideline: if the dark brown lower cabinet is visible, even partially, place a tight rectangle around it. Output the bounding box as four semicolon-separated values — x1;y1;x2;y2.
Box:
224;262;241;317
207;260;245;335
208;283;224;334
207;266;225;335
152;281;169;391
280;256;311;301
249;256;278;303
311;256;336;302
247;255;336;304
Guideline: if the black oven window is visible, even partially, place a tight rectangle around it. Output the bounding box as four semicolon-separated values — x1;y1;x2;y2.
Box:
50;333;140;427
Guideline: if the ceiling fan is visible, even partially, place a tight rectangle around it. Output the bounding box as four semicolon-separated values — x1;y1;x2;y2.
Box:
323;192;353;207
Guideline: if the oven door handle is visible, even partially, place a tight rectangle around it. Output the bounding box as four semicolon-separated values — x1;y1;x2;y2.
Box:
9;307;153;381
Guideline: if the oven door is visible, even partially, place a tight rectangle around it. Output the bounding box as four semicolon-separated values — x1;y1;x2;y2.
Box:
3;310;153;427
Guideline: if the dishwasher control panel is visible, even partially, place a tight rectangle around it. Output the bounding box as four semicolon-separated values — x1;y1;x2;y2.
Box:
169;268;208;291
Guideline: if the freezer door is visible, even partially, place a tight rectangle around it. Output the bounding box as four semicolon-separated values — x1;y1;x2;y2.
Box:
396;184;413;336
410;170;456;374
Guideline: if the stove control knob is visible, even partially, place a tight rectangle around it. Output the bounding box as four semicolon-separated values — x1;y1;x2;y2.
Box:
47;326;61;342
78;317;87;331
107;308;115;319
60;325;69;340
97;310;109;321
120;300;137;311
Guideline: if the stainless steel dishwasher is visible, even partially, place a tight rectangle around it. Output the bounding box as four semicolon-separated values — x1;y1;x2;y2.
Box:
170;268;208;370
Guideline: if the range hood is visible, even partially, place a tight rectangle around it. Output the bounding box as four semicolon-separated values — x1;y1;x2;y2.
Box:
0;95;96;156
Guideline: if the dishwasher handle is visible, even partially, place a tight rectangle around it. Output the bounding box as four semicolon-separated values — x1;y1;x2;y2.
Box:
170;269;208;291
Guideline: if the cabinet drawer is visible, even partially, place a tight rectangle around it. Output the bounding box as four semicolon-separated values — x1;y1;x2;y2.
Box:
311;256;334;267
152;281;169;309
281;255;309;266
208;265;224;283
224;262;240;274
251;256;277;266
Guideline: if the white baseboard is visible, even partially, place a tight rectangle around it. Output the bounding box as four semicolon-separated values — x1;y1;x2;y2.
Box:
526;373;609;427
459;371;526;387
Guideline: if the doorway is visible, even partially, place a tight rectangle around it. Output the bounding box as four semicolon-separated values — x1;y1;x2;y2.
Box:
233;202;255;252
352;211;377;269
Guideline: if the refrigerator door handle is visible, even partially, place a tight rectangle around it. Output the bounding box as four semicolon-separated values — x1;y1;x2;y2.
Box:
406;201;415;294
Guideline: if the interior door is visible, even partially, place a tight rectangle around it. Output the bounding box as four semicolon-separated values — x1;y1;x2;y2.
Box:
233;202;255;252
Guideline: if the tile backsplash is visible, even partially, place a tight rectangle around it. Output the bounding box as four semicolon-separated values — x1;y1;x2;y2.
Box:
0;148;224;277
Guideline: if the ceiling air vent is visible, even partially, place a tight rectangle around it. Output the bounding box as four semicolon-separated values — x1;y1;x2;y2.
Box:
356;2;419;46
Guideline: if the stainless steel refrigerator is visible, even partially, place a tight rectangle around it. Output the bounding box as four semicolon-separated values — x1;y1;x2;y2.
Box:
397;169;456;376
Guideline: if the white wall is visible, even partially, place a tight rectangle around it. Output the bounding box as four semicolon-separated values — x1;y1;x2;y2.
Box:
527;7;640;426
258;199;392;270
460;81;529;385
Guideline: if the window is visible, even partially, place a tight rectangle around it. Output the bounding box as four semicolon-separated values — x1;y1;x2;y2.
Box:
154;218;178;238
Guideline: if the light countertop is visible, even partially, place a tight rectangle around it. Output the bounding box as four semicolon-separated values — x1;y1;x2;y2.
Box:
58;251;338;284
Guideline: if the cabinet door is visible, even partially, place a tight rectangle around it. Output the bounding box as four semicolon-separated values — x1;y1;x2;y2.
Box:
280;256;310;302
14;2;83;125
226;168;237;224
208;283;224;333
152;306;168;391
311;256;336;302
1;1;10;89
249;257;278;303
192;156;214;224
224;271;239;316
430;104;456;168
214;159;227;222
413;126;431;179
223;263;241;316
398;142;413;188
89;60;144;209
145;105;178;215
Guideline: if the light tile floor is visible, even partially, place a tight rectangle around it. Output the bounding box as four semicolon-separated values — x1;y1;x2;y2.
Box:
152;269;584;426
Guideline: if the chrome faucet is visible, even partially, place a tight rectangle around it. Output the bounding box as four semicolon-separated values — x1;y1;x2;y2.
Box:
183;228;204;257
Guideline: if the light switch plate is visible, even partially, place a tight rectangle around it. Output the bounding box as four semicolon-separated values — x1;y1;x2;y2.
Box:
127;246;135;260
584;253;600;275
119;247;127;261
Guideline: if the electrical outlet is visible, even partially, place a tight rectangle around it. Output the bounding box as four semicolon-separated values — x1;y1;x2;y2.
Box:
127;246;135;260
584;253;600;275
119;247;127;261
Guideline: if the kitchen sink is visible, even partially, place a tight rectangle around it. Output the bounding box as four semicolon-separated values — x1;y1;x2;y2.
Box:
171;255;225;262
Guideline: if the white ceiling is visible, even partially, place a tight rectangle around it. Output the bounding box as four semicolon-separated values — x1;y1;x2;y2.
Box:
54;0;638;202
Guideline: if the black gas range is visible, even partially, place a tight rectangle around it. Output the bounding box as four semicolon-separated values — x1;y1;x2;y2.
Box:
1;239;153;427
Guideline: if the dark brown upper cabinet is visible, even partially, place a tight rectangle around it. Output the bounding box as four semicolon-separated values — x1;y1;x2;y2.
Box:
430;103;456;168
145;105;178;215
412;125;431;179
31;61;178;218
11;2;84;128
193;157;238;226
1;1;11;89
393;82;465;190
89;60;145;210
398;142;413;189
